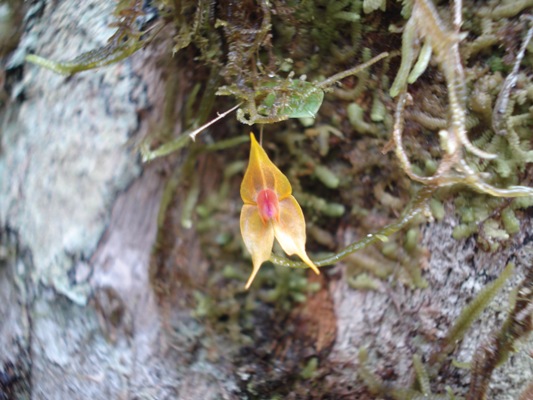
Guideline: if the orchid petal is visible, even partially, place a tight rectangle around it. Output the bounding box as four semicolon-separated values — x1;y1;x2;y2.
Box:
273;196;320;275
240;133;292;204
240;204;275;289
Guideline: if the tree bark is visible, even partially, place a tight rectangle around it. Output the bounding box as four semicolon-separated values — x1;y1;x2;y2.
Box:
0;1;531;399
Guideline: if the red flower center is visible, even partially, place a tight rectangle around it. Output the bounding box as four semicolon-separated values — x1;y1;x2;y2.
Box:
256;189;279;223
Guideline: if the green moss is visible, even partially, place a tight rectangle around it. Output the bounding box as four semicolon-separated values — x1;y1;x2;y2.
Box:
259;267;320;311
452;223;478;240
482;219;509;242
296;192;346;218
358;348;458;399
468;263;533;398
390;17;417;98
513;196;533;209
413;354;431;396
404;228;419;253
488;56;506;73
300;357;319;379
347;102;375;135
437;263;515;361
357;259;515;398
347;273;382;290
314;165;340;189
429;198;445;221
501;208;520;235
370;95;386;122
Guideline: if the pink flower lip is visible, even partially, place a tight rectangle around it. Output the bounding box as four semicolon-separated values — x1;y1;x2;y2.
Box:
256;189;280;223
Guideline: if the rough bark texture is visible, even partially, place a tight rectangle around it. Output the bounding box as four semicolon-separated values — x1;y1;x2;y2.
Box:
0;1;532;399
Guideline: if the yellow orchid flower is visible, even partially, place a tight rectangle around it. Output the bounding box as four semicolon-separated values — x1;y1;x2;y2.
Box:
240;133;320;289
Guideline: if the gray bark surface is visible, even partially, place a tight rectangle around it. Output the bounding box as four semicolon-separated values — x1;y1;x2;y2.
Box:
0;1;531;399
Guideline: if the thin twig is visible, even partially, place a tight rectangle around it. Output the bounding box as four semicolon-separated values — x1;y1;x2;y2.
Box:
189;103;242;141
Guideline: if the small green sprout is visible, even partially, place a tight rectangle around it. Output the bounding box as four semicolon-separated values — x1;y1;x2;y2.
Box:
217;52;388;125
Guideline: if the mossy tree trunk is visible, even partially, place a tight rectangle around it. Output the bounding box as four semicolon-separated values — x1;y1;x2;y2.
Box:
0;1;531;399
